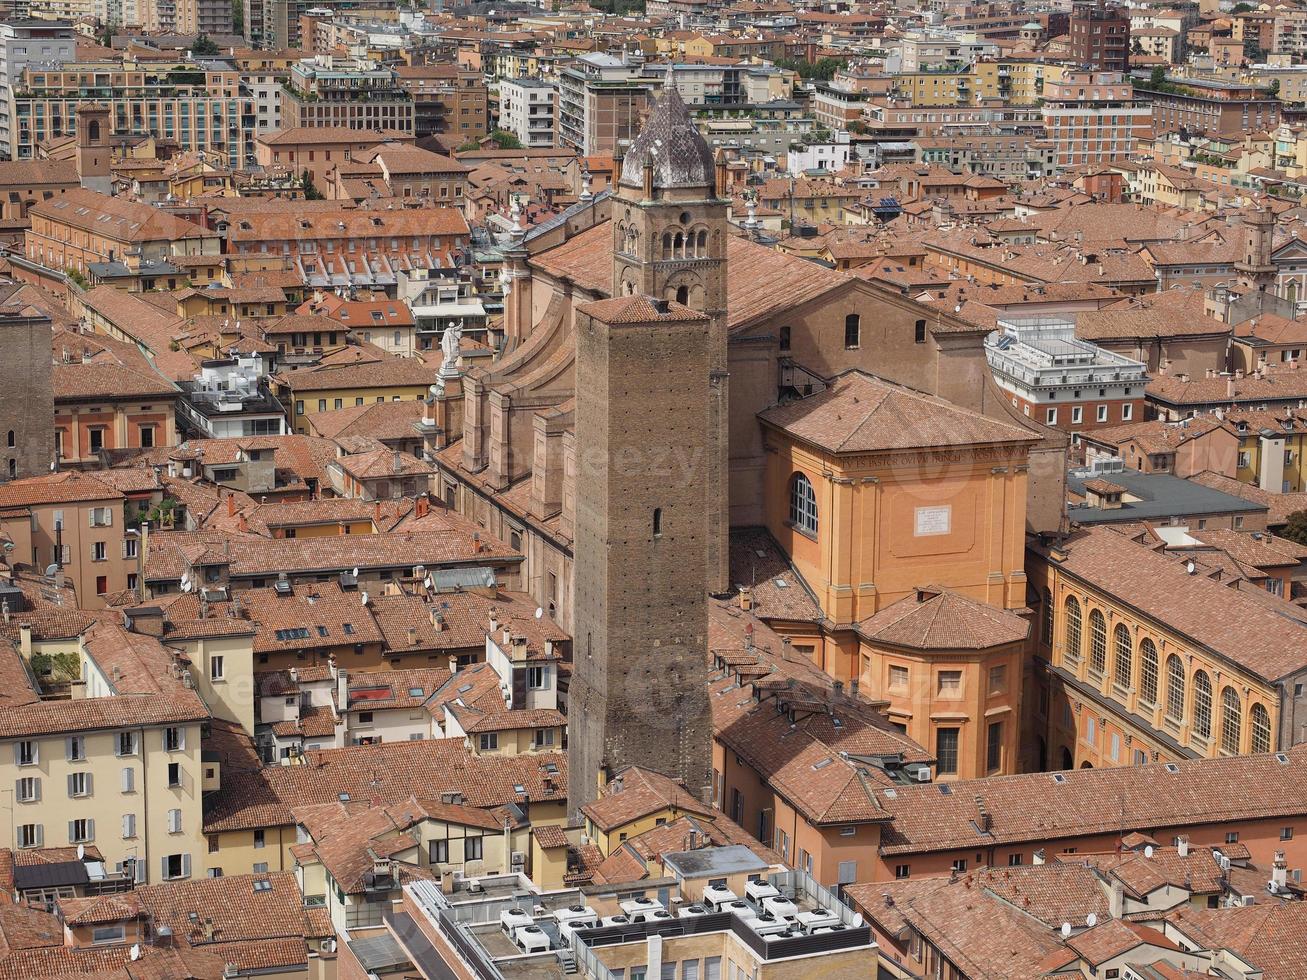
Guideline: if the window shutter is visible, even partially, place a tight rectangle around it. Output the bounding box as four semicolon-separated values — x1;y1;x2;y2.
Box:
177;728;185;751
68;820;76;842
88;509;95;527
10;745;19;765
66;774;75;796
122;813;135;839
84;773;92;796
61;545;70;564
86;818;94;840
104;509;111;527
64;738;73;762
161;856;169;879
121;767;134;793
134;857;145;883
33;825;42;847
181;853;191;877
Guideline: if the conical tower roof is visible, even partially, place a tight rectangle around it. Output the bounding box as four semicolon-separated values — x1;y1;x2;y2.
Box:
619;84;716;192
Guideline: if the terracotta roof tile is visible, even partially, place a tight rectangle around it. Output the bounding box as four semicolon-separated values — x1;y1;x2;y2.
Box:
760;370;1036;454
858;587;1029;650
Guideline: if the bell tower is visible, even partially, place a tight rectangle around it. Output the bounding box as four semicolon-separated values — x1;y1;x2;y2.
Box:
75;103;111;195
1235;204;1277;294
567;83;725;812
609;84;730;595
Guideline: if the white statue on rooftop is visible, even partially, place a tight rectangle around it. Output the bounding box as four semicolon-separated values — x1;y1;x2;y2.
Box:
439;322;463;379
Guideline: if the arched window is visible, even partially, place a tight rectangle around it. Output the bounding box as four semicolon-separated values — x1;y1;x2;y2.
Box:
1113;623;1132;688
509;531;521;552
1088;609;1107;675
6;459;12;479
696;229;707;255
5;430;12;448
789;473;818;536
1041;588;1053;646
844;313;860;349
1192;670;1213;740
675;285;689;305
1165;654;1185;722
1064;596;1082;667
662;232;673;260
673;231;685;257
1220;687;1242;754
1139;639;1158;705
1250;703;1272;754
652;508;662;537
88;119;100;141
778;326;791;352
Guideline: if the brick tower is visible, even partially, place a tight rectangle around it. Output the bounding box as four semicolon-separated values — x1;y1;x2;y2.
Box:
75;103;111;195
610;83;730;597
1235;204;1277;294
568;85;722;812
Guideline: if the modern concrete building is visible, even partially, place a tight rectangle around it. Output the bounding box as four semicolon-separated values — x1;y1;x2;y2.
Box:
557;53;651;155
279;57;414;135
498;77;555;149
985;316;1149;437
0;19;75;159
1041;70;1150;169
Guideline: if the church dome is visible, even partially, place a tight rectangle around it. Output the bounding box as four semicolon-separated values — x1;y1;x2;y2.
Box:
619;84;716;192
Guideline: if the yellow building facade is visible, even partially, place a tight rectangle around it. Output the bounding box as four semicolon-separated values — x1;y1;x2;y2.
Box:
1028;527;1295;775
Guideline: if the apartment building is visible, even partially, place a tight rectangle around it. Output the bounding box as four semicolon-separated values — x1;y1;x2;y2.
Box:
229;48;300;134
0;621;208;882
1069;0;1131;73
985;316;1149;435
557;53;651;155
0;471;151;605
1028;526;1307;775
279;57;414;134
174;0;231;35
1139;75;1280;139
395;64;488;141
1041;70;1150;168
499;77;556;149
10;59;256;165
812;81;867;130
53;329;180;467
0;19;75;159
201;738;566;879
253;125;413;184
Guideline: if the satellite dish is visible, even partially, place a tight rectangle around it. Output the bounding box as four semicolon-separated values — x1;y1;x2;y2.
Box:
351;567;359;578
1186;560;1195;574
76;843;85;860
1144;845;1154;858
423;576;433;589
182;580;193;593
181;572;191;586
360;591;369;606
130;944;141;961
534;607;543;619
43;564;58;577
1086;913;1098;928
1060;922;1071;939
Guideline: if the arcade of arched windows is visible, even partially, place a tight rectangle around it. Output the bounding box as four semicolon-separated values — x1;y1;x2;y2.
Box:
1043;585;1277;761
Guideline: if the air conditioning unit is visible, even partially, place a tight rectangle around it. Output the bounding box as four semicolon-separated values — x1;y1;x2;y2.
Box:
512;851;526;869
915;767;931;782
